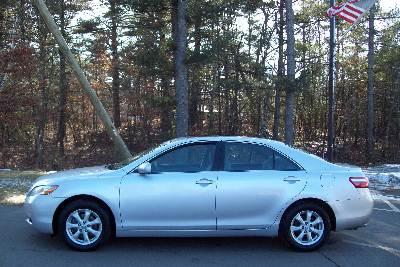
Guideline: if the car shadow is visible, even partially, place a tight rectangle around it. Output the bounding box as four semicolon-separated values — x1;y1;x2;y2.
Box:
28;229;344;254
109;236;285;251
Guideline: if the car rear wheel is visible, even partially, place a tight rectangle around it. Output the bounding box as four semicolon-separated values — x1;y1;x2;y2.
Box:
58;200;111;251
280;203;331;251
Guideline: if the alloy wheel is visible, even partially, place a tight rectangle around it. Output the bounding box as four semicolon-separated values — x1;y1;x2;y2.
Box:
65;209;103;246
290;210;325;246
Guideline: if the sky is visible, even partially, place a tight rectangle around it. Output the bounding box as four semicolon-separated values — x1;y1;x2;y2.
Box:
380;0;399;11
71;0;399;45
75;0;398;25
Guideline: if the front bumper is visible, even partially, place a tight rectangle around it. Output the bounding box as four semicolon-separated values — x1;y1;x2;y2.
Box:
24;194;66;234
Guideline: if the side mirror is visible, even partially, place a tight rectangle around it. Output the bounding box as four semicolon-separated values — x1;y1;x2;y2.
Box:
137;162;151;175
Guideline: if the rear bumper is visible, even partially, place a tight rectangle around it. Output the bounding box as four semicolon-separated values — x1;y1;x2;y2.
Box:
334;189;374;231
24;194;65;234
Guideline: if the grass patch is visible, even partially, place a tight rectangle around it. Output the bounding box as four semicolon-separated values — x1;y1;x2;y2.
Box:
0;170;46;180
0;170;46;205
0;187;27;205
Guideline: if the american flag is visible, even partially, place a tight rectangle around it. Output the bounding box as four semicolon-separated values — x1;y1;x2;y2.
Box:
327;0;376;24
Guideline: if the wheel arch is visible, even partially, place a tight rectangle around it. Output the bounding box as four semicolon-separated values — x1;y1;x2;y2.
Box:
279;198;336;232
52;194;116;236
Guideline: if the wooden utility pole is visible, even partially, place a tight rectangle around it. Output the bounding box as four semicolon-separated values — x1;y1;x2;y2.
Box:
327;0;336;161
32;0;132;160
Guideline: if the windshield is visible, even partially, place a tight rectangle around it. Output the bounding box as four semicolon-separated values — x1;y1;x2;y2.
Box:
106;144;161;170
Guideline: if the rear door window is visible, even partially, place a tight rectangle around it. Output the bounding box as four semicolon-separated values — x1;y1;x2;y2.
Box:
274;152;300;171
223;142;300;171
224;142;273;171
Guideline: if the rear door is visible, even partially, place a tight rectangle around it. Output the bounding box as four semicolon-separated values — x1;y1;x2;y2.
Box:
216;141;307;230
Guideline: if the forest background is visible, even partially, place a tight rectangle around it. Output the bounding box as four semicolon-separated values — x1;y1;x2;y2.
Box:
0;0;399;170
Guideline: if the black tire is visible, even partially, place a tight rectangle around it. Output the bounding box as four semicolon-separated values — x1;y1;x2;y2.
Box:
58;200;112;251
279;202;331;252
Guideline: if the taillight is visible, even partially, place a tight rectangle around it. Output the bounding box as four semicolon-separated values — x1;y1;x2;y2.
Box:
349;177;369;188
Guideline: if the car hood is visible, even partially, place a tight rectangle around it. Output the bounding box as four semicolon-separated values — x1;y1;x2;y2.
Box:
33;165;116;185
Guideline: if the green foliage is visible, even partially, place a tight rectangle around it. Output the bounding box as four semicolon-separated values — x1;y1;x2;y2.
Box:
0;0;399;169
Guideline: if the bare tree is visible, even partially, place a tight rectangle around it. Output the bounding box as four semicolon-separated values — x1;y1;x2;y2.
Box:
35;18;48;168
57;0;68;158
109;0;121;128
189;11;201;132
284;0;296;145
173;0;188;137
273;0;285;141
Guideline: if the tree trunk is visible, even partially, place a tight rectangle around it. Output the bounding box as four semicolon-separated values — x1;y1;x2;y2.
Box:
259;92;270;138
284;0;296;145
273;0;285;141
110;0;121;128
367;5;375;160
35;20;48;169
19;0;27;42
208;64;218;135
0;4;4;91
159;31;172;140
173;0;188;137
57;0;68;159
257;6;272;138
189;14;201;133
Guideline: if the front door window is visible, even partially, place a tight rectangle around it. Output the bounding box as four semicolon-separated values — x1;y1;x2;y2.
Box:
151;144;216;173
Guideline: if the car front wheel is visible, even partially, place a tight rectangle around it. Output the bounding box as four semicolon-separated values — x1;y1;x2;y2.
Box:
280;203;331;251
58;200;111;251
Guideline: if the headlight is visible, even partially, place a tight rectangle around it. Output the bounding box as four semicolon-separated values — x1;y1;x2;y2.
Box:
28;185;59;196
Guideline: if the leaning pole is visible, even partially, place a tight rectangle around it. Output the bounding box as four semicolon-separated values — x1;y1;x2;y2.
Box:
32;0;132;160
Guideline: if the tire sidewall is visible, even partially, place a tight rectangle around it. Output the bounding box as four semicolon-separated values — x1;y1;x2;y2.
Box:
58;200;111;251
280;203;331;251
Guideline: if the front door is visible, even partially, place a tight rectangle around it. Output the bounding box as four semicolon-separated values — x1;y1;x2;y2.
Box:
217;142;307;229
120;143;218;230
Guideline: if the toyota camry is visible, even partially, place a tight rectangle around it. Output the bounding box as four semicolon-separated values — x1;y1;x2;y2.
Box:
24;136;373;251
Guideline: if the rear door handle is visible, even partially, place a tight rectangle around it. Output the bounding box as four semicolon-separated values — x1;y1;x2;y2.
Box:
283;176;301;183
196;178;214;186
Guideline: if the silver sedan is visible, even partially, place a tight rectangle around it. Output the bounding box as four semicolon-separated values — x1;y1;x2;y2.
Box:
24;136;373;251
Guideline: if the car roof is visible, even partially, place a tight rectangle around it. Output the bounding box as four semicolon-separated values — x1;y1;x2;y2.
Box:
123;136;338;172
164;136;337;171
164;136;300;153
167;136;280;144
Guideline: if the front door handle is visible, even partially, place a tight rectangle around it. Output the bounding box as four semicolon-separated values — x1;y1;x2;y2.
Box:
196;178;214;186
283;176;301;183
